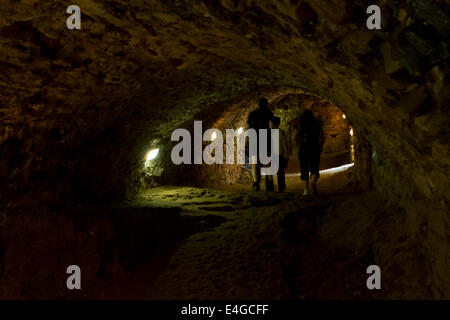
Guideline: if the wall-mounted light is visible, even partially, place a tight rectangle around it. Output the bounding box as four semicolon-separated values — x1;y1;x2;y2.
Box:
343;114;346;119
350;128;354;136
146;148;159;161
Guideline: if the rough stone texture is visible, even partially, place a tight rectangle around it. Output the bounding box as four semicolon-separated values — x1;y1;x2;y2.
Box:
270;93;352;169
169;92;353;187
0;0;449;297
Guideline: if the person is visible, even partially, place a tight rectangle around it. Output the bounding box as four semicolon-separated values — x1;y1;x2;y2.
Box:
297;110;325;196
247;98;275;191
270;117;289;192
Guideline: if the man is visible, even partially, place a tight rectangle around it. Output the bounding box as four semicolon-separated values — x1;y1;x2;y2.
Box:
247;98;275;191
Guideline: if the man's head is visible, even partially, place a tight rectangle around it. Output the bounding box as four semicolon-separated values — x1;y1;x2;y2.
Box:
259;98;269;109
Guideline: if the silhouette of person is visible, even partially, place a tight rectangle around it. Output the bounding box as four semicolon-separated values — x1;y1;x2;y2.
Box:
247;98;275;191
297;110;325;196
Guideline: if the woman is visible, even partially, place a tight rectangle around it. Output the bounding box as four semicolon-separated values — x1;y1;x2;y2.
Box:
297;110;325;196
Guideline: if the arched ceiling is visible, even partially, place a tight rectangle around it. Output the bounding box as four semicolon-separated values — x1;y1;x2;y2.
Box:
0;0;448;203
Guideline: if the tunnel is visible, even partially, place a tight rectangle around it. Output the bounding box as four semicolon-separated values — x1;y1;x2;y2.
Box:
0;1;449;300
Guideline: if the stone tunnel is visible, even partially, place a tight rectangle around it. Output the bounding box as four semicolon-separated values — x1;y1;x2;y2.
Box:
0;0;449;299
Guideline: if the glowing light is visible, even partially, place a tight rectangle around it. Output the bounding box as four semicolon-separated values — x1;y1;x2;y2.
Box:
211;132;217;141
237;127;244;135
350;128;354;136
343;114;346;119
286;163;355;177
320;163;355;175
146;148;159;161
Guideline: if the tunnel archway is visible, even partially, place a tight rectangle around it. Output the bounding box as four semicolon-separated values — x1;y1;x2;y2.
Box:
140;88;371;195
270;93;354;173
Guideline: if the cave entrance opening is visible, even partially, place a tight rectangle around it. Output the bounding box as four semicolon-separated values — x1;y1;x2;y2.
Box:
153;91;371;195
271;94;355;182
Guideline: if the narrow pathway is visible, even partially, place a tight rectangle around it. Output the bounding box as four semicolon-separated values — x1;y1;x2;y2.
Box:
70;168;427;299
119;169;389;299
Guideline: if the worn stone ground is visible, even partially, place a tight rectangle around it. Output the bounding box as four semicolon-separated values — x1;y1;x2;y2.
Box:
82;169;428;300
0;168;431;299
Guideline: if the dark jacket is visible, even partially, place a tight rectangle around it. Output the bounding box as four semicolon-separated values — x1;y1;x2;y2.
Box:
298;122;324;155
247;107;275;131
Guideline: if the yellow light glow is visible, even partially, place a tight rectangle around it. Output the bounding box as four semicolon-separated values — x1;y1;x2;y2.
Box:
286;163;354;177
146;148;159;161
343;114;346;119
237;127;244;135
211;132;217;141
350;128;354;136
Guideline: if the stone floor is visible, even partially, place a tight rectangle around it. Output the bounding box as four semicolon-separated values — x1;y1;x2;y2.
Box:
124;170;375;299
0;168;431;299
75;168;424;299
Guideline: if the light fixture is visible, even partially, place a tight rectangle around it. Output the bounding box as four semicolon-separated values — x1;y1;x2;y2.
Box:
211;132;217;141
286;163;355;177
343;114;346;119
237;127;244;135
146;148;159;161
350;128;354;136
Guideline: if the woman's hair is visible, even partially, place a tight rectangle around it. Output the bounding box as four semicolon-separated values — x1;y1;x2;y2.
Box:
300;110;317;128
272;117;281;127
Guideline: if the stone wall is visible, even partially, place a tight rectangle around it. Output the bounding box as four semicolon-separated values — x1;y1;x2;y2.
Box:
271;94;353;169
313;103;351;156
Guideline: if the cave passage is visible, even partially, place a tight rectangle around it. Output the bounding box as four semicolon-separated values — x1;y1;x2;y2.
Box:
1;90;393;300
0;0;449;301
117;94;377;299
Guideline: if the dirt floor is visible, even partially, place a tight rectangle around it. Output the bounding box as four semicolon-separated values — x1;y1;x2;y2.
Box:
0;167;430;299
129;168;383;300
77;167;411;299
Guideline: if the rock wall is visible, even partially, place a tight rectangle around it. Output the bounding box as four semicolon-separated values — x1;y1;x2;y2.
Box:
271;93;353;169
